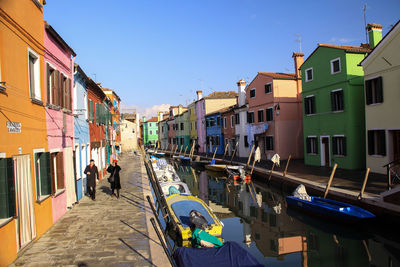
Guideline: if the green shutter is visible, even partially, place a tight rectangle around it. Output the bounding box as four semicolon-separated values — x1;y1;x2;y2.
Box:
89;100;94;121
0;158;15;219
95;103;100;125
40;152;51;196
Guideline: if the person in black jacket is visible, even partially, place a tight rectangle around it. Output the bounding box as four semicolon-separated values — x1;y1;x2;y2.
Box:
107;159;122;198
84;159;99;200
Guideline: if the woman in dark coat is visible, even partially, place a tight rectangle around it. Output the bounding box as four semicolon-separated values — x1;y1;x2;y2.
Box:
107;160;122;198
84;159;99;200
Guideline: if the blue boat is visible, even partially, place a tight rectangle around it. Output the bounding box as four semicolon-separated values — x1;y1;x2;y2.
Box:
286;195;375;222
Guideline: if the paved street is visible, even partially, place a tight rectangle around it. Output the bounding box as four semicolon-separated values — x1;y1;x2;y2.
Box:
11;154;164;267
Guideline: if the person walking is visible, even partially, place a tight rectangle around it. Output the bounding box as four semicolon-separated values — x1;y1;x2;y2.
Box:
84;159;99;201
107;159;122;198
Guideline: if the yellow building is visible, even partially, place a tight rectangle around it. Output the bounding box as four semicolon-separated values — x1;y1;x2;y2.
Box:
0;1;52;266
361;22;400;174
188;101;197;143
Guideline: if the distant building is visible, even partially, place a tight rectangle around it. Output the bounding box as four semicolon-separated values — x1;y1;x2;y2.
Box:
361;22;399;174
142;116;159;147
175;110;190;151
205;110;225;154
158;112;169;150
102;88;121;160
221;106;236;156
121;113;139;152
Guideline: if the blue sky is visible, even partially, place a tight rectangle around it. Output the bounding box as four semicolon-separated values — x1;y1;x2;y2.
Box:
44;0;400;116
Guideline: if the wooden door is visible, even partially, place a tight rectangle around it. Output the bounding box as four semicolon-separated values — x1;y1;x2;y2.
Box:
14;154;36;249
321;137;330;166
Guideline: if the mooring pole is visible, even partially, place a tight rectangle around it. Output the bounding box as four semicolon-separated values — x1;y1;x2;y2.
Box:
323;163;338;198
223;143;229;160
230;141;239;164
283;155;292;177
246;145;255;168
212;147;218;161
358;168;370;200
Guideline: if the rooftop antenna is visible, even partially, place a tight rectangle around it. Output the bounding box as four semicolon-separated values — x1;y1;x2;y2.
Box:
93;73;97;82
294;33;302;53
363;4;369;43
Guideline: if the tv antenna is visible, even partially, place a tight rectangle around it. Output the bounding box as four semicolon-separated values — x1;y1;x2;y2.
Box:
363;4;370;43
294;33;302;53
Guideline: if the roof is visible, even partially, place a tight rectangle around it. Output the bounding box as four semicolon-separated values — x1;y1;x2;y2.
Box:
44;22;76;57
258;72;297;80
102;87;121;102
220;105;237;114
302;43;372;68
122;113;136;120
146;117;158;123
204;91;238;99
206;105;236;116
87;77;106;99
74;64;90;83
360;19;400;66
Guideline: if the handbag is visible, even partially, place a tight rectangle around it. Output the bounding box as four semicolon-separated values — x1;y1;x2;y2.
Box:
108;168;116;183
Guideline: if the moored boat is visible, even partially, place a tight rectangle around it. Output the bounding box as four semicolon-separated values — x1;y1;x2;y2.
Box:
160;181;191;197
205;164;227;172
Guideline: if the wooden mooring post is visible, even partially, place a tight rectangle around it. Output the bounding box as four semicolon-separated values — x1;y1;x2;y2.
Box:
357;168;370;200
246;145;255;168
211;147;218;161
282;155;292;177
323;163;338;198
183;146;188;157
230;141;239;164
268;163;276;182
223;143;229;160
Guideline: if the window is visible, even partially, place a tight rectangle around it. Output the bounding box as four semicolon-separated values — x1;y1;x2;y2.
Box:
0;158;16;219
230;115;234;128
28;49;41;101
88;100;94;122
330;58;341;74
247;112;255;123
365;77;383;105
331;89;344;112
156;130;158;135
223;117;227;129
50;152;65;194
149;130;153;135
332;136;346;156
266;108;273;121
217;117;220;126
306;137;318;154
210;118;216;127
305;67;313;82
265;136;274;151
181;138;184;145
235;113;240;125
244;136;249;147
34;152;51;199
250;88;256;98
258;110;264;122
180;123;184;130
215;136;220;146
368;130;386;156
265;83;272;94
304;95;316;115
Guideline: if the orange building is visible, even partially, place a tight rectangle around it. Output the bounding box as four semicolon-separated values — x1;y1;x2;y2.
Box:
102;88;121;159
0;1;53;266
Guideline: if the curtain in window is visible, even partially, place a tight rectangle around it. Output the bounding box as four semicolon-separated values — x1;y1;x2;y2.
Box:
64;147;76;208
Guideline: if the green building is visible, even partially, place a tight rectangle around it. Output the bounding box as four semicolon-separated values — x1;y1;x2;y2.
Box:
300;43;372;170
175;110;191;151
142;116;159;147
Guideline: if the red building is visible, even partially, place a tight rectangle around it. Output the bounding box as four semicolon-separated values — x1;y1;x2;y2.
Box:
221;105;236;156
87;79;107;178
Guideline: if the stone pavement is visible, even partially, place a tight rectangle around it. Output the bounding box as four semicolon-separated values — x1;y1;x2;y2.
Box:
11;154;168;267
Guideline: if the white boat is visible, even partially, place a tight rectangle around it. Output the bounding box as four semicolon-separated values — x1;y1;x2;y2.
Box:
160;181;191;197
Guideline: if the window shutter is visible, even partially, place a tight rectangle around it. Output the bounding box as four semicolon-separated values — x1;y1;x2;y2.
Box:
342;137;347;156
378;130;386;156
306;138;311;153
315;138;318;154
339;90;344;111
304;99;310;115
46;64;51;105
311;97;315;114
40;152;51;195
332;137;338;155
67;78;71;110
50;154;56;194
54;70;59;106
367;131;374;155
56;152;64;189
376;76;383;103
330;91;335;111
365;80;372;105
0;158;16;218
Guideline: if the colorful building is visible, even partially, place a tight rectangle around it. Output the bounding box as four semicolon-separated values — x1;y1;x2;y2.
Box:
158;112;169;150
188;100;197;146
245;53;304;160
142;116;159;147
196;91;238;153
361;22;399;174
175;110;190;151
167;105;187;148
205;111;224;154
221;106;236;156
300;42;373;169
44;22;77;223
87;78;107;178
73;64;90;201
0;1;52;265
235;80;250;158
102;88;121;160
121;113;139;152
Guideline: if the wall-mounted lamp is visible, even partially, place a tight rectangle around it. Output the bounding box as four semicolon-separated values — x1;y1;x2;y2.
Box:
274;103;280;111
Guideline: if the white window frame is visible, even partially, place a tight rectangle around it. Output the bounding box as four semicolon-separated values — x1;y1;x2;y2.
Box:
265;82;272;94
332;134;345;157
223;117;227;129
304;94;316;116
230;115;234;128
305;67;313;82
250;88;256;98
28;48;41;101
331;88;344;112
265;135;274;151
330;57;341;75
307;136;317;155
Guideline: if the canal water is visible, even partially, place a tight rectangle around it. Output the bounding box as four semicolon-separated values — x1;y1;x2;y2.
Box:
168;163;400;267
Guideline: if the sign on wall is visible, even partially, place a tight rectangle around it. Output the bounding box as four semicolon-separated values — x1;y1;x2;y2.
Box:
7;122;21;133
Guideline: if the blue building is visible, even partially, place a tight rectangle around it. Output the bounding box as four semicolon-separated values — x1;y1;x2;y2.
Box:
73;64;91;200
205;111;224;154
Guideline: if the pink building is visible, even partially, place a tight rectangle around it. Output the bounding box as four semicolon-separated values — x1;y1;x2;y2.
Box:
44;22;77;223
246;53;304;160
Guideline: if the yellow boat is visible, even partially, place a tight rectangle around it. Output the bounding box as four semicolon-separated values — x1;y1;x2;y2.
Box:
166;194;223;246
204;164;227;172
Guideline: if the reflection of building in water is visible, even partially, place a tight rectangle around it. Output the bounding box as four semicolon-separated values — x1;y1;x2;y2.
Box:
175;165;199;194
208;177;226;206
198;171;209;204
369;235;400;267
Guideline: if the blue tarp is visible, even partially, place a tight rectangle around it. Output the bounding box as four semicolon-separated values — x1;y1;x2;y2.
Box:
171;201;215;228
173;241;263;267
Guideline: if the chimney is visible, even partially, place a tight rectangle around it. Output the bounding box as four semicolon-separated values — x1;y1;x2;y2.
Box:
237;79;246;107
367;23;383;49
143;116;146;123
196;90;203;101
178;105;182;115
157;111;161;122
292;52;304;79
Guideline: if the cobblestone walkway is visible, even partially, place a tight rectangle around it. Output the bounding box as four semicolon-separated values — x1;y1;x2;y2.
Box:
11;154;156;267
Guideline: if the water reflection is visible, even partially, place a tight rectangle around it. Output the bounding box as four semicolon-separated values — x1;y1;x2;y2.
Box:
173;164;400;267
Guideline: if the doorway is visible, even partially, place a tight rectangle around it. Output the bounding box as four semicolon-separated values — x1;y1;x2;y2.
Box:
320;136;330;167
13;154;36;250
